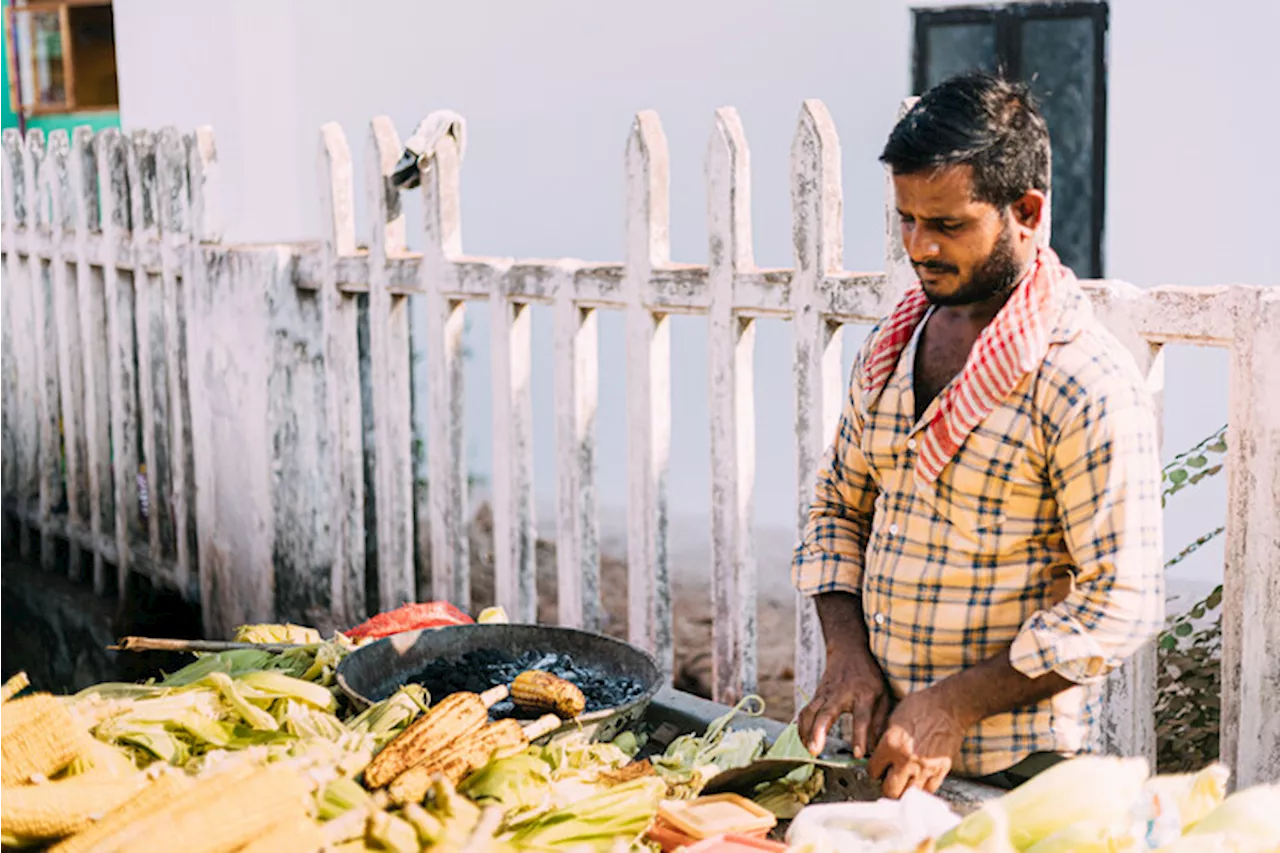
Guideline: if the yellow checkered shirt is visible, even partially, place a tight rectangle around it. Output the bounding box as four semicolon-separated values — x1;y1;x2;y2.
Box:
792;284;1164;777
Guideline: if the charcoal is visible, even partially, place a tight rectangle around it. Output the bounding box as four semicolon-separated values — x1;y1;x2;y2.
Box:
408;648;646;719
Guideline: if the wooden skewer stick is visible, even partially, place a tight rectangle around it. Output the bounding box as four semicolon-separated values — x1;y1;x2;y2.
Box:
109;636;317;654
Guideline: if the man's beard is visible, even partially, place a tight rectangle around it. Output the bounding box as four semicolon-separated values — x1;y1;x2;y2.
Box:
919;222;1023;307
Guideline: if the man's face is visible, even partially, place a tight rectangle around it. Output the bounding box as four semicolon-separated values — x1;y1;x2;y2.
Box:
892;165;1036;307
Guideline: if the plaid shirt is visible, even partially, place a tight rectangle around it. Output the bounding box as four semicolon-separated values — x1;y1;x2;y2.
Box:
792;281;1164;776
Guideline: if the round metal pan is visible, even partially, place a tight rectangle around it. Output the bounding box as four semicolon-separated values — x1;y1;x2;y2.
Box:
335;623;662;744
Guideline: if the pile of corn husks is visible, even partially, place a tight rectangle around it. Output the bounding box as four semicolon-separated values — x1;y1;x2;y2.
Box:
3;618;1279;852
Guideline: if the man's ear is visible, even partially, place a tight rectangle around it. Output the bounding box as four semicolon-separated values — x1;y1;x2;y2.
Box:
1011;190;1047;235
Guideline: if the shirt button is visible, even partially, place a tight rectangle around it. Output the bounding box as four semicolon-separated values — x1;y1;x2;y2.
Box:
888;523;899;536
873;612;886;626
906;439;917;451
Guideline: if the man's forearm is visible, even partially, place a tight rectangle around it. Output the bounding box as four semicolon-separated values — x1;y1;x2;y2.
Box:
931;647;1074;728
814;591;873;657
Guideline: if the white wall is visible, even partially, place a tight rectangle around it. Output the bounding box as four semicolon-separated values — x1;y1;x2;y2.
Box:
113;0;1278;601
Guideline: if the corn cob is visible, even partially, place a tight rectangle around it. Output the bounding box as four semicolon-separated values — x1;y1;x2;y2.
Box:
511;669;586;719
102;763;315;853
387;713;561;804
362;684;508;788
0;770;147;841
1;693;93;785
47;770;195;853
1;670;30;702
232;814;327;853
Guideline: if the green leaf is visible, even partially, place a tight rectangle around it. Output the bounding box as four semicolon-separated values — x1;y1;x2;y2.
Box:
1175;623;1194;637
1186;455;1208;468
1191;604;1206;620
1160;634;1177;650
1208;438;1228;453
1206;586;1223;609
1169;469;1190;485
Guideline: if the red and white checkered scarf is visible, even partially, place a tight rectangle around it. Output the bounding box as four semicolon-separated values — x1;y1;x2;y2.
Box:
861;247;1072;485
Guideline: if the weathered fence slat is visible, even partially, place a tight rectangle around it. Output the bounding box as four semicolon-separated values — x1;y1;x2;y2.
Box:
70;127;112;593
126;130;175;575
46;131;89;581
366;117;416;612
317;122;367;625
490;277;537;623
0;135;17;540
707;107;758;704
157;128;195;598
553;278;601;631
1221;288;1280;789
94;129;141;597
28;129;64;571
3;130;37;557
789;100;845;708
624;111;674;678
420;122;470;608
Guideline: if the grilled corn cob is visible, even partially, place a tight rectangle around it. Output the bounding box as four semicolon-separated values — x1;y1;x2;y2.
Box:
103;763;315;853
47;770;195;853
1;693;93;785
387;713;561;804
0;770;147;841
363;684;508;788
511;670;586;719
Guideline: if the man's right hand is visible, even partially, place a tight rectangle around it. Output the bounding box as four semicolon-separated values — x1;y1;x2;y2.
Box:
797;593;891;758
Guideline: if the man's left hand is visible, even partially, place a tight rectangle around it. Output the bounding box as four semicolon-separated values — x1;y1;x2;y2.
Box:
868;687;969;797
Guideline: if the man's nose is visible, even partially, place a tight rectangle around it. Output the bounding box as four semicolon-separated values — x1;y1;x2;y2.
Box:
905;227;941;263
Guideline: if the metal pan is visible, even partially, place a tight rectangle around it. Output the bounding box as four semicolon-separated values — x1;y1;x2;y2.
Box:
335;623;662;744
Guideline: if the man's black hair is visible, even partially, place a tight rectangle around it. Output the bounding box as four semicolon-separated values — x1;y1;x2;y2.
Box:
880;71;1051;209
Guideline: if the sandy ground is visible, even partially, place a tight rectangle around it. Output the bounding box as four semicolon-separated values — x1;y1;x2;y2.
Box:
466;504;799;720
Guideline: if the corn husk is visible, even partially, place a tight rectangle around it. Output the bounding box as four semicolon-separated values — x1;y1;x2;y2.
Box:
1182;783;1280;850
938;756;1150;851
503;776;666;851
234;622;323;645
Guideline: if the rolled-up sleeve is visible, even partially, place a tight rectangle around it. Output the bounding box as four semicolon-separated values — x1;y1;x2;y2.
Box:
792;369;880;598
1010;370;1165;684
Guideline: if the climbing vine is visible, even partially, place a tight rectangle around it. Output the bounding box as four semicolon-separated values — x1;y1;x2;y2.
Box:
1155;424;1228;772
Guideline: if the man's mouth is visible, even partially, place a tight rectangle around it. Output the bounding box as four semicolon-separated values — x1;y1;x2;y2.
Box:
915;264;958;281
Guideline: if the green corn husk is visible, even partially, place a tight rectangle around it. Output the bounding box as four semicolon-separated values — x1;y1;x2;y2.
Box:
317;775;377;820
420;777;484;849
366;811;420;853
277;699;348;741
346;684;429;742
236;670;337;712
1182;782;1280;845
160;649;280;687
504;776;666;851
203;671;279;731
938;756;1150;851
460;752;555;813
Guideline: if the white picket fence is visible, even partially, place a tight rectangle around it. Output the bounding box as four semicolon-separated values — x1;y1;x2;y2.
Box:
2;103;1278;786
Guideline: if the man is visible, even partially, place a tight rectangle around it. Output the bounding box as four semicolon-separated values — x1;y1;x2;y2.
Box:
792;72;1164;797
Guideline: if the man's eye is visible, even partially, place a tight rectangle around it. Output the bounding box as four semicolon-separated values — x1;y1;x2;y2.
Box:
937;222;961;234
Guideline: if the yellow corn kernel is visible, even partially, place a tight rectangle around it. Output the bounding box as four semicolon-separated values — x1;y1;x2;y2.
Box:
107;763;315;853
363;685;507;789
1;693;93;785
48;770;195;853
511;670;585;719
1;770;147;841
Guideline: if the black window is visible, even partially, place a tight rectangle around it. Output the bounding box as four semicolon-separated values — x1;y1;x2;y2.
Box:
913;2;1108;278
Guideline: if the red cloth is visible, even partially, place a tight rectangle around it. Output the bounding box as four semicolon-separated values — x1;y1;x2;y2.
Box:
343;601;473;641
859;247;1070;485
